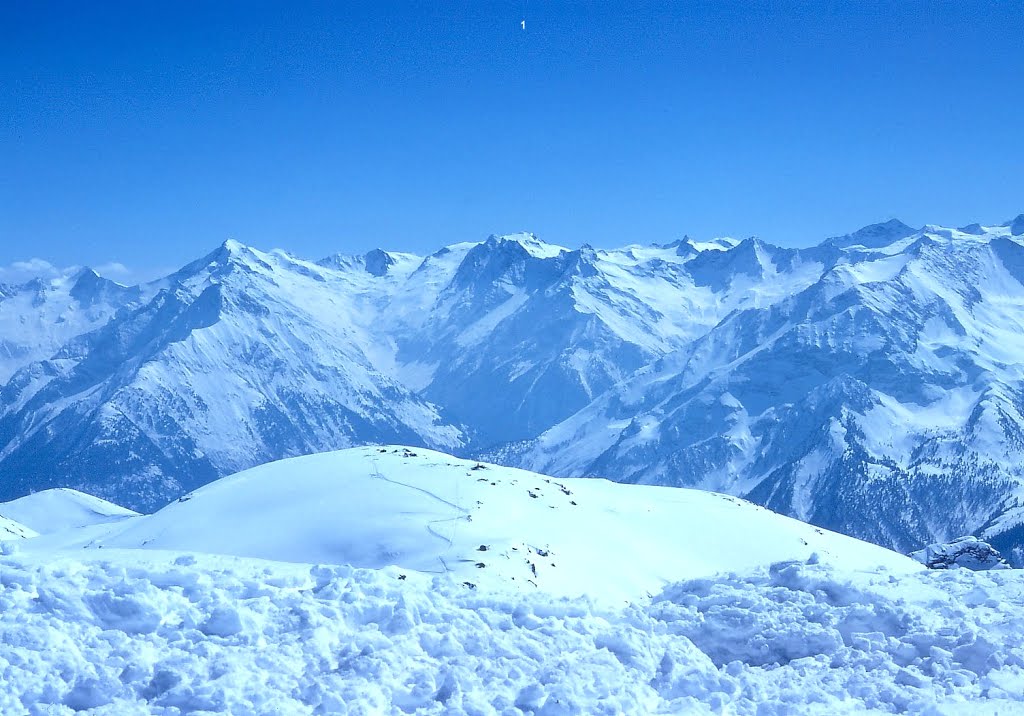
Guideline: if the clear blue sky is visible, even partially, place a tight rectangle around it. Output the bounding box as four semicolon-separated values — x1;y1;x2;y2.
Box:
2;1;1022;278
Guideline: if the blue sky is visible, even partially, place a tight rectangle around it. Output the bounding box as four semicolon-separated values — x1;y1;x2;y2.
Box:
2;1;1022;279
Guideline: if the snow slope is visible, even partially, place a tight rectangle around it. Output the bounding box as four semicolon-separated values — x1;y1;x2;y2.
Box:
16;447;918;603
0;488;137;534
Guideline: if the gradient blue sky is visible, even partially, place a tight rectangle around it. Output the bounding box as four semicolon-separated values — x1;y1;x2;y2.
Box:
2;1;1022;279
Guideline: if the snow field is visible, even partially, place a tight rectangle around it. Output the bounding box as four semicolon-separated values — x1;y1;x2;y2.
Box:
0;550;1022;715
69;447;918;602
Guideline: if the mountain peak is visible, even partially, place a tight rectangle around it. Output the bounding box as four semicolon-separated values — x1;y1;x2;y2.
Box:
682;237;740;254
488;233;569;259
363;248;395;277
200;238;252;267
217;238;252;258
71;266;100;282
170;239;268;285
69;266;102;291
1007;214;1024;236
827;219;916;249
958;223;986;236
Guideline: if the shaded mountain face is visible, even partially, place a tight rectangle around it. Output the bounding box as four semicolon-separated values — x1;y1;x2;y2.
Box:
3;219;1024;565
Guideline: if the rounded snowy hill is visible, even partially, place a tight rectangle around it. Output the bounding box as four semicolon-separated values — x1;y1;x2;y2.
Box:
84;446;919;601
0;487;138;535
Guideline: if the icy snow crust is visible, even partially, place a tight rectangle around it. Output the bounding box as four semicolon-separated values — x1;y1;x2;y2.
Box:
1;551;1022;715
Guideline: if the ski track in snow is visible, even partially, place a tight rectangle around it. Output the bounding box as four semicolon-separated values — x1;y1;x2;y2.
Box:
371;455;472;570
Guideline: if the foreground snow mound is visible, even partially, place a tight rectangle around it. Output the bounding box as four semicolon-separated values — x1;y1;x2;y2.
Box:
0;552;1020;715
910;536;1011;571
0;488;137;535
84;447;919;601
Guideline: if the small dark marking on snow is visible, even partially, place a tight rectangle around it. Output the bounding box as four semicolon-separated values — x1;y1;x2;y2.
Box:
398;574;407;580
475;562;486;568
570;500;577;506
477;545;489;552
471;464;487;471
462;581;477;589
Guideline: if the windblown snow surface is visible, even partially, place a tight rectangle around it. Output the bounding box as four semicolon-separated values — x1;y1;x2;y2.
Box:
1;448;1023;714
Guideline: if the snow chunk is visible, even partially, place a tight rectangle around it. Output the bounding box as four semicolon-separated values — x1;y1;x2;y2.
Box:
0;551;1019;714
910;536;1011;571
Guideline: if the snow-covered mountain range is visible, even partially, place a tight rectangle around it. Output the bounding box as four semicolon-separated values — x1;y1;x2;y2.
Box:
2;216;1024;563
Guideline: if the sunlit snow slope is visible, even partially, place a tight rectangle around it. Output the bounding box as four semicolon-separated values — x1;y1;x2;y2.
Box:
17;446;919;602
